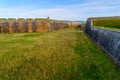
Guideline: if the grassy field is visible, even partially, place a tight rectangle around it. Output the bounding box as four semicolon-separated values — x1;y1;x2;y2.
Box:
92;19;120;30
0;28;120;80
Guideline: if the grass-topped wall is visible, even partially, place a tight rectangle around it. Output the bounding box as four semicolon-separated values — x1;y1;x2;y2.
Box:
85;18;120;68
89;17;120;30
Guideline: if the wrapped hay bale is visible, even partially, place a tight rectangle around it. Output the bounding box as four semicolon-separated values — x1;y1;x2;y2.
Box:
54;21;60;30
68;22;74;28
34;18;49;32
46;17;52;32
8;18;16;33
49;20;68;31
47;21;51;32
64;23;69;28
0;22;3;33
59;22;68;29
32;21;37;32
68;22;80;28
14;18;25;33
0;18;9;33
13;21;18;33
56;21;68;29
49;21;54;31
55;22;60;30
59;22;63;29
51;22;56;30
58;22;64;29
42;20;49;32
3;22;9;33
25;18;33;33
49;20;59;31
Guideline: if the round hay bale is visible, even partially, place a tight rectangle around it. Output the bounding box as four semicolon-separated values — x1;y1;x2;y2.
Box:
16;18;25;33
49;22;54;31
32;21;37;32
0;22;4;33
33;19;49;32
25;18;33;32
0;18;7;33
8;18;16;33
3;22;9;33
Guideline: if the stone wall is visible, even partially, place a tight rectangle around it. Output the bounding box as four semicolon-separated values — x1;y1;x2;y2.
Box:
84;19;120;67
0;18;69;33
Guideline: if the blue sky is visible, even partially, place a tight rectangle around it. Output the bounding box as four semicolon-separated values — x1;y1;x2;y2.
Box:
0;0;120;21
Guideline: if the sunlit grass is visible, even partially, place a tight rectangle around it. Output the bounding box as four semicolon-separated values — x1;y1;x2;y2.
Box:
0;28;120;80
92;19;120;30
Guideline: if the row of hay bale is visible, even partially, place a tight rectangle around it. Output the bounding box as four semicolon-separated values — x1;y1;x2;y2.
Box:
66;21;83;29
0;18;69;33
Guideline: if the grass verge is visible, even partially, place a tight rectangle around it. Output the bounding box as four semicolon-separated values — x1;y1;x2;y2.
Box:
0;28;120;80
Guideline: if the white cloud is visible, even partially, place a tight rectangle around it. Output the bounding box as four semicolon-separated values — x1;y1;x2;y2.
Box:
0;7;82;20
0;0;120;21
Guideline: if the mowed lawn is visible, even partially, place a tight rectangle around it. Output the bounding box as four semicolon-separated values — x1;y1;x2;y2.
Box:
0;28;120;80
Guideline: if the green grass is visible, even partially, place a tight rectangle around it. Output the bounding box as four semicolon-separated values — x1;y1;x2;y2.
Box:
17;18;25;20
0;28;120;80
26;18;33;20
8;18;16;20
23;33;43;37
92;19;120;30
0;18;7;20
35;18;47;20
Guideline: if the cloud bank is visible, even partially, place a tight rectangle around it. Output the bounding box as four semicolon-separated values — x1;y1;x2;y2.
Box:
0;0;120;21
